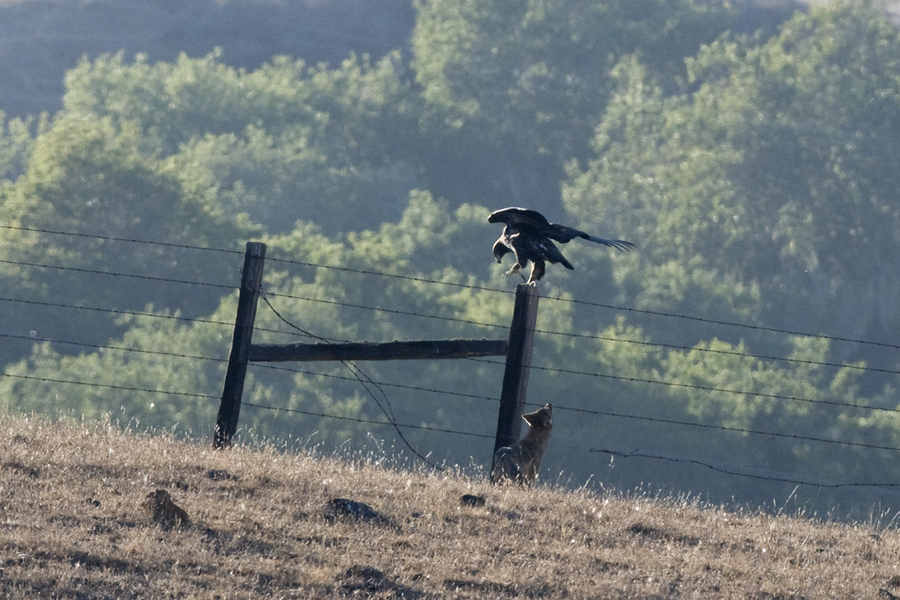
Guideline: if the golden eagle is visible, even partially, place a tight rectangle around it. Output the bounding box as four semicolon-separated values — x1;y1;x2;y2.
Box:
489;207;635;284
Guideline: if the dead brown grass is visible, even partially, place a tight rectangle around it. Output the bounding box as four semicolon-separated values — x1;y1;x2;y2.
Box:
0;413;898;599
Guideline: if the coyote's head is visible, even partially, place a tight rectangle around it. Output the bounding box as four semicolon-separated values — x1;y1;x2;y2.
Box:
523;403;552;431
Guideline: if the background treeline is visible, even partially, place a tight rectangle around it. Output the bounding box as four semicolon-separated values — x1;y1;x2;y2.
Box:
2;0;900;520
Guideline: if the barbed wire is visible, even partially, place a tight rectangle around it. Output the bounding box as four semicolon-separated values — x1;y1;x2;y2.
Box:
571;406;900;453
4;324;895;456
0;297;342;344
4;329;900;484
5;364;898;489
0;371;219;400
0;331;227;364
0;295;324;341
242;401;494;440
0;295;234;327
0;224;244;256
249;362;496;402
239;395;900;488
244;358;900;453
0;261;894;449
0;258;236;291
589;447;900;490
464;357;900;418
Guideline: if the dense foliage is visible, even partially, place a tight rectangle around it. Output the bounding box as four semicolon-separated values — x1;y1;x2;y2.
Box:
1;0;899;519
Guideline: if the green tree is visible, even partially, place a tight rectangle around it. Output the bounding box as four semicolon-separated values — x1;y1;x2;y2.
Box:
0;113;249;364
412;0;734;206
565;2;900;361
61;51;423;233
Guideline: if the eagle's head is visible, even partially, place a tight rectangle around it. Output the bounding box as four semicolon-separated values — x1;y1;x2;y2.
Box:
492;238;510;263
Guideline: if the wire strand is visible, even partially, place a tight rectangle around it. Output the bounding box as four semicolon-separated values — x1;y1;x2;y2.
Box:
465;357;900;417
0;258;235;290
242;401;493;440
1;372;218;400
0;224;244;256
0;331;227;364
258;292;445;470
589;447;900;489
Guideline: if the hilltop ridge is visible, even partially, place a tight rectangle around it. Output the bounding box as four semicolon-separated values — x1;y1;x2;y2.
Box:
0;0;831;120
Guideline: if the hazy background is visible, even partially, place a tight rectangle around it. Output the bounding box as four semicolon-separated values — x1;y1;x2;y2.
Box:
3;0;900;522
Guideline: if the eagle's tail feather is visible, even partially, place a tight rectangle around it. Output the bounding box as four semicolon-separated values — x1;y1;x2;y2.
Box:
582;234;636;253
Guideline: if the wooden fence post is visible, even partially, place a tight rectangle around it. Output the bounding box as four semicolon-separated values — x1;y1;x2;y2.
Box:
492;283;540;456
214;241;266;448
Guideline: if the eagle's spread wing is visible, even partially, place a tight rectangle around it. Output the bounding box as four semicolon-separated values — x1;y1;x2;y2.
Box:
546;224;637;252
487;207;551;228
490;207;635;253
532;236;573;270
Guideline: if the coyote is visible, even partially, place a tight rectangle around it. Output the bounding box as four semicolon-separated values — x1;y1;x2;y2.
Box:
490;403;553;485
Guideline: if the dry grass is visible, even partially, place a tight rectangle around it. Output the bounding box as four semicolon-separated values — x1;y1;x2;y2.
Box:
0;414;898;599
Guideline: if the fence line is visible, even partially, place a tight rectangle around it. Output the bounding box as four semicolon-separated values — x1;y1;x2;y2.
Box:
3;285;896;380
250;362;497;402
5;337;895;456
246;361;900;453
261;252;900;352
1;269;896;434
1;226;895;352
0;295;343;341
4;231;900;496
1;268;895;436
247;360;900;453
0;236;896;354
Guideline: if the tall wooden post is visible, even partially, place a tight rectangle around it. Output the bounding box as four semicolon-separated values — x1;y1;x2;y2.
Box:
214;241;266;448
493;283;539;455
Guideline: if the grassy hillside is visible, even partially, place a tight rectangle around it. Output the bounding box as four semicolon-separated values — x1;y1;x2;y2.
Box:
0;414;898;598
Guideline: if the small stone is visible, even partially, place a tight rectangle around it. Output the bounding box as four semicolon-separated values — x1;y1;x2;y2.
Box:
142;489;190;529
460;494;486;508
